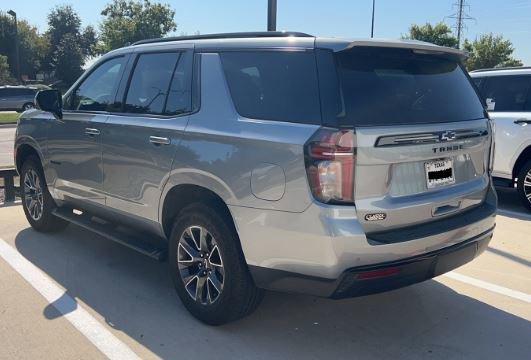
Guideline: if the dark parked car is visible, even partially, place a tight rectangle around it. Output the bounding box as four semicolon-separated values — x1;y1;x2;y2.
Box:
0;86;37;112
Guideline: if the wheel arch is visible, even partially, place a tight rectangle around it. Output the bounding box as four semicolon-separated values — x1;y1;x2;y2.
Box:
15;142;43;174
512;145;531;180
160;183;238;241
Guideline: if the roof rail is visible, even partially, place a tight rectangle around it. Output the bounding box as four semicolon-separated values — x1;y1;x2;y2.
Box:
132;31;313;46
470;66;531;72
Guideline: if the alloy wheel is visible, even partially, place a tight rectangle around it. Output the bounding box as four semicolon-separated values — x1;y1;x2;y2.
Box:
177;226;225;305
524;170;531;205
23;169;43;221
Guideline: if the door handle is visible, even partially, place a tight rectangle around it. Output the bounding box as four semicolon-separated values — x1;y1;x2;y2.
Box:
149;136;170;145
514;119;531;125
85;128;100;136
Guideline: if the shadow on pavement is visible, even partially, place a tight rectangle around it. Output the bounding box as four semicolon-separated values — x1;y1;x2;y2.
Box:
14;225;531;359
496;186;530;218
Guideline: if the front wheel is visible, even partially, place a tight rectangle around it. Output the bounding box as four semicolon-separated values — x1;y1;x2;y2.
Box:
168;203;263;325
516;160;531;212
20;156;68;232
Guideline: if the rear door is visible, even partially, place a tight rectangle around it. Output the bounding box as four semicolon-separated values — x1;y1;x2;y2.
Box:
479;75;531;178
102;48;194;223
319;47;491;234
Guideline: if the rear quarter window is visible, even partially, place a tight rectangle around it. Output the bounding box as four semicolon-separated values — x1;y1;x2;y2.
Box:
220;51;321;125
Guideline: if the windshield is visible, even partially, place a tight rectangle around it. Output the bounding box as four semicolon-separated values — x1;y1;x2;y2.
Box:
320;47;485;127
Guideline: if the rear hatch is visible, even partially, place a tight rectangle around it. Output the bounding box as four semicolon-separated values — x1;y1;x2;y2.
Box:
316;45;491;236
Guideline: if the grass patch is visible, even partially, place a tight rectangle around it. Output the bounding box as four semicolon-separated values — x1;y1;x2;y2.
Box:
0;112;19;124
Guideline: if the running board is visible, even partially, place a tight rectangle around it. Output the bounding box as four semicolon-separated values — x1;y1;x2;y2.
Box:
52;208;167;261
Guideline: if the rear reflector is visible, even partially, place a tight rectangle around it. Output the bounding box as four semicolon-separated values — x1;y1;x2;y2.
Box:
356;267;401;280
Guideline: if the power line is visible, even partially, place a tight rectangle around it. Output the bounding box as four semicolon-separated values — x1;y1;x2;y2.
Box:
446;0;475;48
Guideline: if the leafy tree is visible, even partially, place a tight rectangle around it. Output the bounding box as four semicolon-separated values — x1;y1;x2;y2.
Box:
0;13;48;80
0;55;15;84
45;5;97;86
99;0;177;52
463;34;523;70
403;22;459;48
53;33;84;87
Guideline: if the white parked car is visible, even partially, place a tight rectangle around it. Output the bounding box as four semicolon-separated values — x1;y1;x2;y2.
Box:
470;67;531;211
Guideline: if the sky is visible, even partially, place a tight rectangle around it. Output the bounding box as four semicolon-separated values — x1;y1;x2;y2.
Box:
5;0;531;65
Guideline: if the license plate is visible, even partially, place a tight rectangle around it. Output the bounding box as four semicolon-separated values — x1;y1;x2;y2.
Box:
425;158;455;189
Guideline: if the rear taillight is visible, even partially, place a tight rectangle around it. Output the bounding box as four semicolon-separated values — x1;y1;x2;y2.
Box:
304;128;356;204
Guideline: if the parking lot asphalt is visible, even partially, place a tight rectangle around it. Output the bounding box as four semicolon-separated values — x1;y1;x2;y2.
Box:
0;191;529;360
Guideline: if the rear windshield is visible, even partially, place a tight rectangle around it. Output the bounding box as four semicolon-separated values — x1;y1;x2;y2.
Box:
220;51;321;124
321;47;485;127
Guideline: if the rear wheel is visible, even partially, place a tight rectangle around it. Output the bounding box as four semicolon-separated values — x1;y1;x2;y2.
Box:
20;156;68;232
516;160;531;212
168;203;263;325
22;102;34;111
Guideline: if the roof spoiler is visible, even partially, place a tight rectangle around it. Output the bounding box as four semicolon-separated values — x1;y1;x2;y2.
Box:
336;39;468;61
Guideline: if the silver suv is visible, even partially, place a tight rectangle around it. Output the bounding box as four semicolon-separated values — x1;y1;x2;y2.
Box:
15;32;496;325
0;86;37;112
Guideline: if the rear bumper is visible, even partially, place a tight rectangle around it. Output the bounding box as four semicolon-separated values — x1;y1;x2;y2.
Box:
249;227;493;298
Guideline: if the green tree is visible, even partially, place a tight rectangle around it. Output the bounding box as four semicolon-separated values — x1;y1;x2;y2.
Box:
0;13;48;80
403;22;459;48
0;55;15;84
45;5;97;86
99;0;176;52
53;33;84;87
463;34;523;70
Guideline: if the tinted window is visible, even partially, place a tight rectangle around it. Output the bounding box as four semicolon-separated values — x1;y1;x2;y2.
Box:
324;47;485;126
71;57;125;111
164;52;193;115
124;52;180;115
482;75;531;112
220;51;321;124
1;88;15;97
10;88;35;96
472;77;485;89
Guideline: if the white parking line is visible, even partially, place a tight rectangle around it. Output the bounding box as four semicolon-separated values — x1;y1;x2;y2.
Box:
0;237;141;360
444;271;531;303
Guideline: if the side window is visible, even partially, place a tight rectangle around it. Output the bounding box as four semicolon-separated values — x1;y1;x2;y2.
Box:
220;51;321;124
164;52;193;115
483;75;531;112
124;52;181;115
3;88;15;97
70;57;125;112
525;78;531;111
472;77;484;92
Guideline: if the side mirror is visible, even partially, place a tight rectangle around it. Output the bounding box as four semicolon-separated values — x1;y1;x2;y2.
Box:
35;89;63;119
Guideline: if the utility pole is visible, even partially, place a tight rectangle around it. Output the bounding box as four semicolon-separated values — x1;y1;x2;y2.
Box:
446;0;475;48
371;0;375;38
267;0;277;31
7;10;20;82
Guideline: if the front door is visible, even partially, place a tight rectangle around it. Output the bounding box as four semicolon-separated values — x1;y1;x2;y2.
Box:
102;49;194;222
46;56;128;206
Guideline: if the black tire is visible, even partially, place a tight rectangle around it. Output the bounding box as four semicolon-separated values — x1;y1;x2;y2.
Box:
168;203;263;325
516;160;531;212
22;102;34;112
20;156;69;232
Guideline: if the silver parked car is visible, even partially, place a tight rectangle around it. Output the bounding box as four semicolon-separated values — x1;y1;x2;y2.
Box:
14;32;496;325
0;86;37;112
